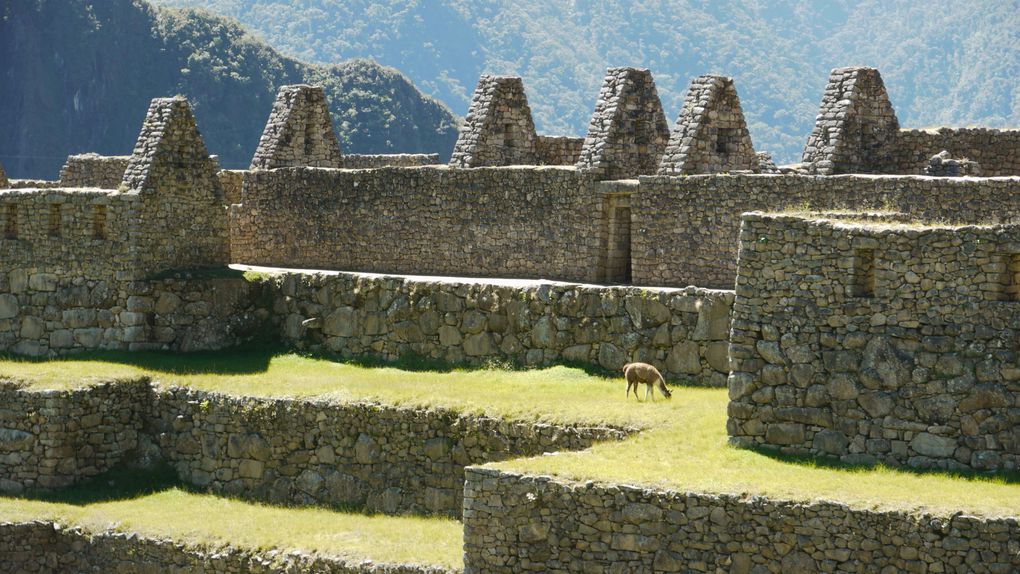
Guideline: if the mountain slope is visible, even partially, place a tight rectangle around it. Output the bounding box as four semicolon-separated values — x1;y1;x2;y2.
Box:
0;0;458;178
153;0;1020;163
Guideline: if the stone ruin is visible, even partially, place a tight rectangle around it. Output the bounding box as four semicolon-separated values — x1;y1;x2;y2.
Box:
0;159;7;188
801;66;900;174
926;149;981;176
449;75;539;167
250;84;344;170
576;67;671;180
658;75;759;175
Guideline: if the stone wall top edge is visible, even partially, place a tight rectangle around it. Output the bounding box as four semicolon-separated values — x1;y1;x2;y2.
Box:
901;126;1020;135
0;187;125;197
464;466;1020;522
0;376;150;397
240;265;735;297
743;210;1020;233
639;173;1020;184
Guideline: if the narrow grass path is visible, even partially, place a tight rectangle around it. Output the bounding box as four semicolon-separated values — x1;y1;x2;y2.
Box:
1;348;1018;519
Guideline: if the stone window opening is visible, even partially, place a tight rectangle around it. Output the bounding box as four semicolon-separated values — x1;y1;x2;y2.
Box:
92;205;107;240
48;204;62;238
715;127;738;156
994;253;1020;302
303;118;316;157
4;204;17;239
851;249;876;298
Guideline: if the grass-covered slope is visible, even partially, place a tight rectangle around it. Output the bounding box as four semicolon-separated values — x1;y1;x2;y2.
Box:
2;349;1017;518
0;0;458;179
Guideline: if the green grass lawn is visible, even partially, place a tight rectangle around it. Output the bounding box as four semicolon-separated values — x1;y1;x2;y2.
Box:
1;348;1018;519
0;470;462;568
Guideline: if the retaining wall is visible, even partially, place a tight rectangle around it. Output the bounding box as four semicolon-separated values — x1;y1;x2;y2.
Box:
727;213;1020;472
152;387;628;517
462;467;1020;574
0;521;457;574
0;380;149;491
273;271;733;386
0;271;268;356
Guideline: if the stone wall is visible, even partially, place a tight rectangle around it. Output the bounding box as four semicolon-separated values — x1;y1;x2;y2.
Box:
885;128;1020;176
250;84;344;170
0;160;9;188
728;213;1020;472
535;136;584;166
632;174;1020;289
0;272;267;356
272;271;732;386
576;68;670;180
341;154;442;169
152;387;627;517
6;179;62;189
462;467;1020;573
0;521;458;574
658;75;758;175
229;166;605;283
57;153;130;188
218;169;246;205
450;76;539;168
0;380;150;491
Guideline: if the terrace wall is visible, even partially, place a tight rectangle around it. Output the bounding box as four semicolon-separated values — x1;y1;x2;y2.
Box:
272;271;733;386
462;467;1020;573
728;213;1020;472
0;380;150;491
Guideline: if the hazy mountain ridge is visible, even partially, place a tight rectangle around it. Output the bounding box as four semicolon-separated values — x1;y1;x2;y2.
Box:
0;0;458;178
154;0;1020;163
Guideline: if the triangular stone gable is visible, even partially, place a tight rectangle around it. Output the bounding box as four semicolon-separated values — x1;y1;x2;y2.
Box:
576;68;670;180
801;66;900;174
251;84;343;170
658;75;758;175
449;75;539;167
121;97;223;199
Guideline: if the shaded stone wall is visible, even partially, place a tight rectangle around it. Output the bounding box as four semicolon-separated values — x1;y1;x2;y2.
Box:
0;272;267;356
450;76;539;168
658;75;758;175
153;388;627;517
0;380;150;492
229;166;604;283
272;271;732;386
0;521;459;574
58;153;130;188
632;174;1020;289
250;84;344;170
728;213;1020;472
462;467;1020;574
535;136;584;166
217;169;246;205
0;160;7;188
576;68;670;180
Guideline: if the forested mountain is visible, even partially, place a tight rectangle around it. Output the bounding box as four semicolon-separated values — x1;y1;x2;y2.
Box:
154;0;1020;163
0;0;458;178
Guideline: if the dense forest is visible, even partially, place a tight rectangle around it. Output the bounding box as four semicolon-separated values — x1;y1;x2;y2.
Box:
155;0;1020;163
0;0;458;178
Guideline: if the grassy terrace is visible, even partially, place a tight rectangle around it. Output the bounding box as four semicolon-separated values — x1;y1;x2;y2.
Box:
2;347;1019;523
0;470;462;568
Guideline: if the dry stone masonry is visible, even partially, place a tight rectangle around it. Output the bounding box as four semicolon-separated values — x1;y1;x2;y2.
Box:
658;75;759;175
576;68;670;180
57;153;131;188
450;76;539;168
728;213;1020;472
273;271;733;386
463;467;1020;573
250;84;344;170
0;159;10;188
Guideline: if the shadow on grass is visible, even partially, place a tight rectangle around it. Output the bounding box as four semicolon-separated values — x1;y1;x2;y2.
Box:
0;343;280;376
15;464;183;506
744;443;1020;485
